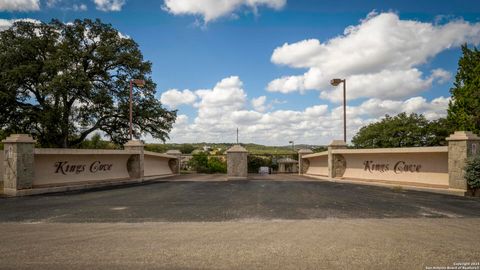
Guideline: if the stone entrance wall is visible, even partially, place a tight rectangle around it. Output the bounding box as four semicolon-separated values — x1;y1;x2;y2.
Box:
304;153;328;176
33;149;134;186
144;151;177;177
301;131;480;193
336;150;448;187
1;135;180;196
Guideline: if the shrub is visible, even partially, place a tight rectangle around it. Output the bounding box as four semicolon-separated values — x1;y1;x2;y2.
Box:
188;152;209;173
465;155;480;191
144;144;168;153
179;144;196;154
188;153;227;173
78;133;117;149
207;157;227;173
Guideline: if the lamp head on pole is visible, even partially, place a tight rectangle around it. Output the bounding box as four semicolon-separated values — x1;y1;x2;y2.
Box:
330;78;344;86
131;79;146;87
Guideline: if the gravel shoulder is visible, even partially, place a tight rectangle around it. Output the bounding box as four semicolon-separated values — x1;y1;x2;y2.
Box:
1;219;479;270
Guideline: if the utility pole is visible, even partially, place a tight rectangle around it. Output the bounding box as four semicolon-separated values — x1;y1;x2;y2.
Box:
236;128;239;144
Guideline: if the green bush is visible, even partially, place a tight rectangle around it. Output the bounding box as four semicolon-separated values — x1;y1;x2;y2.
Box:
465;155;480;190
144;144;168;153
188;152;209;173
207;157;227;173
179;144;196;154
188;152;227;173
77;133;117;149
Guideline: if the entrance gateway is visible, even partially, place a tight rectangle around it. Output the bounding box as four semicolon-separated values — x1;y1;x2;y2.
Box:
1;131;480;196
298;132;480;194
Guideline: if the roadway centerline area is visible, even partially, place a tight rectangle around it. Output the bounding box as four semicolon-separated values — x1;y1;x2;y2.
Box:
0;178;479;222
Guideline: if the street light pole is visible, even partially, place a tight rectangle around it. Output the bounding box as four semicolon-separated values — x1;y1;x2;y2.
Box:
330;78;347;143
343;79;346;143
129;80;133;140
129;79;146;140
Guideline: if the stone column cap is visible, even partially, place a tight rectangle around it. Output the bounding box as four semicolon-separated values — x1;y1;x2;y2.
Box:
2;134;36;143
226;145;248;153
329;140;347;147
298;148;314;154
124;140;144;147
166;150;182;155
446;131;480;141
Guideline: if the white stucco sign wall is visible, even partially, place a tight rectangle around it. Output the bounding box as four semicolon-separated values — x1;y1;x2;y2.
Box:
34;151;133;186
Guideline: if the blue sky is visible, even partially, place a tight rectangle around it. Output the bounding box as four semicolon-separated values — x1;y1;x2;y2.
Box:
1;0;480;145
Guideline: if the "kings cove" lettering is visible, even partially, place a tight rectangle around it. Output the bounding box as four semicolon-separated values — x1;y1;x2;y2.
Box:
54;161;113;175
363;160;421;174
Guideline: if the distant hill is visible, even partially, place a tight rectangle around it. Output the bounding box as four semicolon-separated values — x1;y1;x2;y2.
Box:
144;142;326;155
282;144;327;151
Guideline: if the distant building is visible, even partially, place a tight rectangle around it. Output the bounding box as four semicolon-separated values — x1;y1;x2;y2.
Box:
180;155;193;170
277;157;298;173
192;149;204;155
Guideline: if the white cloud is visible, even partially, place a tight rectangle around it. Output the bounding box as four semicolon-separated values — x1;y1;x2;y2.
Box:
304;105;329;118
267;12;480;102
160;89;197;108
251;96;267;112
349;96;450;121
0;19;13;31
194;76;246;120
46;0;59;7
431;68;452;84
0;0;39;11
163;76;450;145
0;18;40;31
163;0;286;23
94;0;125;11
318;69;436;101
47;0;88;11
73;3;87;11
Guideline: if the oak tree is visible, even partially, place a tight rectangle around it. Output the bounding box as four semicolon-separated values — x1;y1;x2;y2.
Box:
0;19;176;148
352;113;452;148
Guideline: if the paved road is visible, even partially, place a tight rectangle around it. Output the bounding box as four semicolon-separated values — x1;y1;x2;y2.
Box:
1;176;479;269
0;176;479;222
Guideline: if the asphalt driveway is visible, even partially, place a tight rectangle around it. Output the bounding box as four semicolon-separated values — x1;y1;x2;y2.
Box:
0;175;479;222
1;175;480;269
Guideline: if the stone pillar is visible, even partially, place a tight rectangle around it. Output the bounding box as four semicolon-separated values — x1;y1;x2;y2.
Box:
298;149;314;175
446;131;480;190
166;150;182;174
279;163;285;173
328;140;347;178
124;140;144;181
2;134;36;196
226;145;248;180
